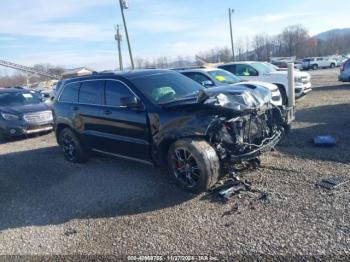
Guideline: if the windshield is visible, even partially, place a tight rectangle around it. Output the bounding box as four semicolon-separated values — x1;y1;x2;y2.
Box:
251;62;274;74
207;69;241;84
264;63;279;71
129;72;203;104
0;92;42;107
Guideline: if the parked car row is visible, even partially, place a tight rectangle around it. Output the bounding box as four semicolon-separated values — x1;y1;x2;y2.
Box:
272;56;343;71
302;57;337;70
216;61;312;104
0;62;313;193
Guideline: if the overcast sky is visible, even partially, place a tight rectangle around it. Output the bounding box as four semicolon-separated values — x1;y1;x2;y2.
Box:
0;0;349;72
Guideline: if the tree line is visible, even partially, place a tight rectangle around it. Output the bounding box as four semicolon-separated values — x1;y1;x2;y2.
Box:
134;24;350;67
1;24;350;87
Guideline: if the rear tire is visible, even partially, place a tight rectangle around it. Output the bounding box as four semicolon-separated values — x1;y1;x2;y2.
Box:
312;64;318;70
330;63;335;68
58;128;90;163
167;139;220;194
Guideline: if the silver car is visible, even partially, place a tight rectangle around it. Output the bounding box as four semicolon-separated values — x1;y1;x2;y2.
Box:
339;59;350;82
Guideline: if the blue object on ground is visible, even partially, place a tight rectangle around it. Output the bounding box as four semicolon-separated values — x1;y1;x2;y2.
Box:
313;135;338;146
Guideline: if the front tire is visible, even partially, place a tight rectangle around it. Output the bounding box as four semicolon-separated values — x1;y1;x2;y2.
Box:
168;139;220;194
330;63;335;68
312;64;318;70
58;128;90;163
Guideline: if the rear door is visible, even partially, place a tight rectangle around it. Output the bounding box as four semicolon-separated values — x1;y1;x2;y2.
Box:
96;79;151;161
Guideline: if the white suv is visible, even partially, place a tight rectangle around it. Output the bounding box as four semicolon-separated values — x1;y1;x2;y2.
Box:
302;57;337;70
217;61;312;105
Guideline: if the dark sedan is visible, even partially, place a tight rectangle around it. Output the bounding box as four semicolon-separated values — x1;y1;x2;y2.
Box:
0;88;53;139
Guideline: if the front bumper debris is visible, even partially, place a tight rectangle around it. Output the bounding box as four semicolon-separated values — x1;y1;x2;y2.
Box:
229;130;282;162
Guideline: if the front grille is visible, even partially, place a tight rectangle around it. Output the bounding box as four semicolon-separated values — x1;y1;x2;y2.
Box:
23;111;53;124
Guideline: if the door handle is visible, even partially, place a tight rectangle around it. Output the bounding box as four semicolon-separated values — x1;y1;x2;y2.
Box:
103;109;112;115
71;106;79;111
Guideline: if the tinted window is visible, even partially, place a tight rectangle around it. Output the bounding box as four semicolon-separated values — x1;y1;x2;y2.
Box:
60;82;80;103
317;58;323;61
105;80;134;107
218;65;236;74
234;64;259;76
79;80;104;105
182;72;211;84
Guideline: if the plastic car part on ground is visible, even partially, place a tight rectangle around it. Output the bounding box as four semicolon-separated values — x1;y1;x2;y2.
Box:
313;135;339;146
316;176;348;190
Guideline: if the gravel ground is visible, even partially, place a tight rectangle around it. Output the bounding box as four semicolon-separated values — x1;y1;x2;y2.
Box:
0;68;349;258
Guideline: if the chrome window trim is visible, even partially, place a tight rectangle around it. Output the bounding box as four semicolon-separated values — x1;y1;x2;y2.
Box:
57;78;141;109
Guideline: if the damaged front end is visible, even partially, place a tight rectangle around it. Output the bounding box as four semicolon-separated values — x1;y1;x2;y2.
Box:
198;86;285;163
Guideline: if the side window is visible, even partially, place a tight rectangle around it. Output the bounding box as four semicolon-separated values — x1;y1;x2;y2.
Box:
235;64;258;76
105;80;134;107
59;82;80;103
183;72;211;85
317;58;323;61
79;80;104;105
218;65;236;74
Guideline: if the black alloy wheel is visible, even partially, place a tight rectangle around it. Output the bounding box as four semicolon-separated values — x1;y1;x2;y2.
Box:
171;148;200;188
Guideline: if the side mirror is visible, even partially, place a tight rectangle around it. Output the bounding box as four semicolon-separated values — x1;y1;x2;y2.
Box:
120;96;142;109
201;80;215;87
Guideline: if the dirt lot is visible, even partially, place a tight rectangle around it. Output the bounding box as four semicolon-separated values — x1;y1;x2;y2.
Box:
0;68;349;258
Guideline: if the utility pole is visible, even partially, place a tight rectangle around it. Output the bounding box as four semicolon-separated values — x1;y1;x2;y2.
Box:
119;0;134;69
115;25;123;70
228;8;235;61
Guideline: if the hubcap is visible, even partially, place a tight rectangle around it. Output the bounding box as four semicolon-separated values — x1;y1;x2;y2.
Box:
172;148;200;188
61;135;76;161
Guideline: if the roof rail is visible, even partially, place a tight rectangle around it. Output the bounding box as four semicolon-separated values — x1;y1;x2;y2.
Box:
170;66;205;71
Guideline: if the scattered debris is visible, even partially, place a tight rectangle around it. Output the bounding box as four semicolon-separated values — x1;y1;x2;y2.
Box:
313;135;339;147
64;228;77;236
258;192;270;203
222;203;239;217
316;176;348;190
216;176;252;201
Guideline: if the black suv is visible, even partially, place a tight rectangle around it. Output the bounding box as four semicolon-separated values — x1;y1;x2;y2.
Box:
53;70;285;193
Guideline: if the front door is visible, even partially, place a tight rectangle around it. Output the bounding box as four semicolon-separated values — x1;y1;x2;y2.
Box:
96;79;151;161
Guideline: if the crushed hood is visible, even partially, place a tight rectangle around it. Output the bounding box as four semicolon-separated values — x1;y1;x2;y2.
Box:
196;85;272;112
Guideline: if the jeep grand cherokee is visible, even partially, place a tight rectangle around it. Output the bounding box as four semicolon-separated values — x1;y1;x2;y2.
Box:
53;70;285;193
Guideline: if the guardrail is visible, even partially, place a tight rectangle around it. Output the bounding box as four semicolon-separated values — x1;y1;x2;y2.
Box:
0;59;60;79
